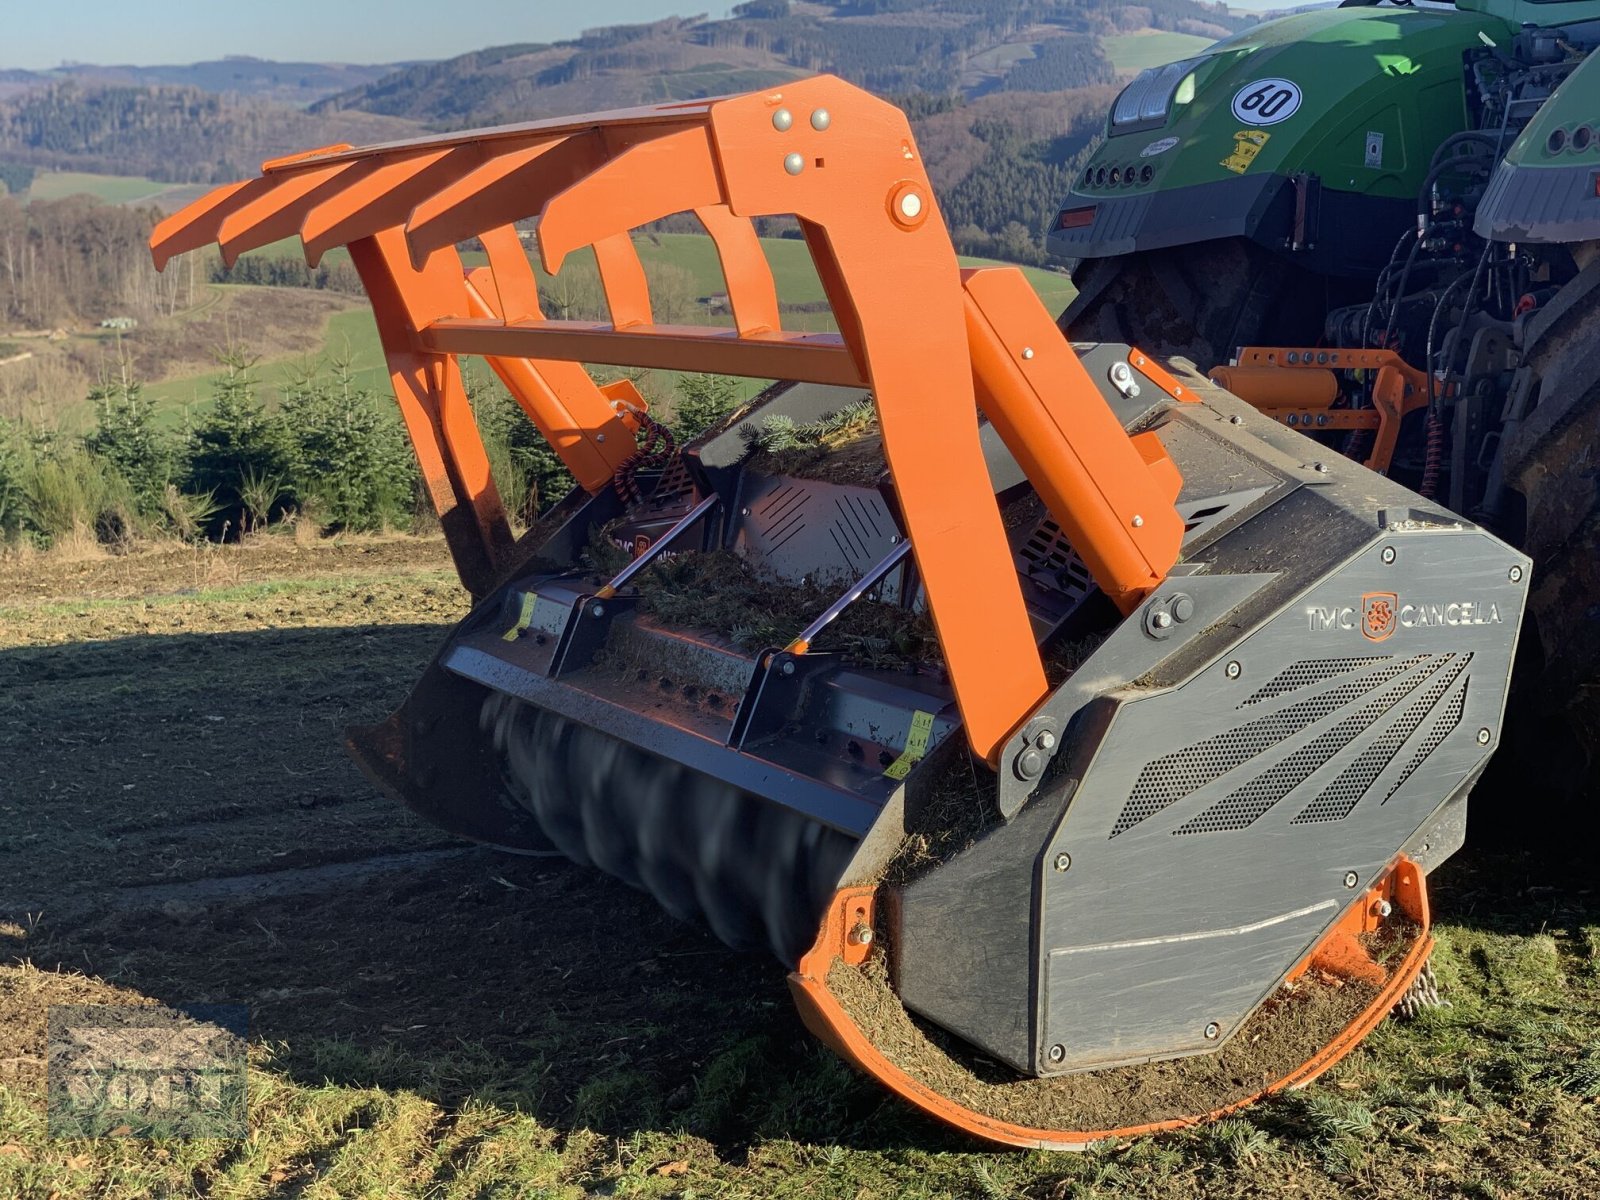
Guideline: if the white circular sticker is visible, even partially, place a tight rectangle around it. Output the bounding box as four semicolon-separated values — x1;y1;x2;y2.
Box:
1231;78;1303;126
1140;137;1180;158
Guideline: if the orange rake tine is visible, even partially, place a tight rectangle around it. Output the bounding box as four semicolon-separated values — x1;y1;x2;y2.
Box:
215;161;357;266
696;205;780;335
149;178;262;272
405;136;595;268
300;149;456;266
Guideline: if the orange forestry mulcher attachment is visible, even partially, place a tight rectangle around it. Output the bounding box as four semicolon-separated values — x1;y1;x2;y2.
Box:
152;76;1526;1149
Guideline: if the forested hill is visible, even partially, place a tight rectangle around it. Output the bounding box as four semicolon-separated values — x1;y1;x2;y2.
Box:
313;0;1251;126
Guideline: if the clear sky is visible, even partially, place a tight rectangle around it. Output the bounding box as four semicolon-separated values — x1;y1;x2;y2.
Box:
4;1;728;69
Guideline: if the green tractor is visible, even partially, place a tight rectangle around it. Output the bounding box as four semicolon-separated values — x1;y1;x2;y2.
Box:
1052;0;1600;793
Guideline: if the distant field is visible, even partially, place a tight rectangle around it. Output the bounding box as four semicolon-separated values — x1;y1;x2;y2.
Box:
25;170;171;204
1103;30;1216;73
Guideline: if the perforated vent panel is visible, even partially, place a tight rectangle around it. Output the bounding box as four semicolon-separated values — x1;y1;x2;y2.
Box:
1173;656;1455;836
1110;656;1431;838
1018;518;1094;601
1381;678;1469;805
645;457;695;514
1294;655;1472;825
1242;657;1394;707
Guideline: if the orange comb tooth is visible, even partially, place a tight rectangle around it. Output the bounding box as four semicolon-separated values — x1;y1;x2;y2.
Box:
149;179;258;271
695;205;780;336
215;161;355;266
300;149;454;266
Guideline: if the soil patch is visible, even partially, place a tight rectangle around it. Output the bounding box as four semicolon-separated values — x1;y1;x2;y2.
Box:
828;953;1377;1133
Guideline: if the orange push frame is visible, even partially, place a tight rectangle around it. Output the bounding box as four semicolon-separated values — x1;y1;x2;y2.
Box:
151;75;1187;763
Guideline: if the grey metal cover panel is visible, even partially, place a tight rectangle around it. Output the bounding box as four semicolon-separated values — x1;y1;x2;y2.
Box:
1035;526;1527;1072
1475;157;1600;245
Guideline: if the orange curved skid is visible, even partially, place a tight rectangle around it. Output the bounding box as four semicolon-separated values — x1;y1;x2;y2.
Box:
791;859;1431;1150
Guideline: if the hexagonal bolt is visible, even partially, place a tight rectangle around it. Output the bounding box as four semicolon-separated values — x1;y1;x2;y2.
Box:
1343;871;1359;889
1373;899;1394;919
1053;852;1072;873
1204;1022;1221;1041
1047;1043;1066;1064
1036;729;1057;751
783;152;805;176
849;921;874;947
1015;747;1045;781
772;108;794;132
1152;610;1174;630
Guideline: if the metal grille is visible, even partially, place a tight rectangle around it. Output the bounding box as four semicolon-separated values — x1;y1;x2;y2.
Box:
1242;657;1394;707
1294;655;1472;825
1381;678;1469;806
1110;656;1431;838
645;457;695;513
1173;656;1453;835
1018;517;1095;601
827;491;891;570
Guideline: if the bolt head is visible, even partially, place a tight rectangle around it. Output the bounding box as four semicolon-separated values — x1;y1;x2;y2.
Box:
784;152;805;176
1204;1022;1221;1040
1230;414;1243;425
1509;565;1524;583
1053;852;1071;872
590;603;605;618
1226;661;1242;679
781;660;797;676
1132;514;1145;528
810;108;832;131
1036;729;1057;751
1477;727;1492;745
1152;610;1173;630
772;108;794;132
1016;747;1045;780
1343;871;1359;889
1313;461;1329;473
1021;346;1035;360
1047;1044;1066;1064
850;921;873;946
1374;899;1394;919
1381;546;1397;564
1171;594;1195;623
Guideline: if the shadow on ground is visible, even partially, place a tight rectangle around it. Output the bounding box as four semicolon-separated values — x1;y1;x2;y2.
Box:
4;626;1598;1159
0;627;933;1155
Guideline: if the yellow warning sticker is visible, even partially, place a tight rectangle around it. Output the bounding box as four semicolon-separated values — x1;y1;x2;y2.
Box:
1221;129;1271;175
883;710;936;781
502;593;538;642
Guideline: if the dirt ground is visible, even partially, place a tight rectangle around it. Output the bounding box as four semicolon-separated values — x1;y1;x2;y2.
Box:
2;534;1600;1199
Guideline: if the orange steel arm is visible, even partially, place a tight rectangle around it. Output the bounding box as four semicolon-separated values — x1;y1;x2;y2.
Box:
149;76;1185;763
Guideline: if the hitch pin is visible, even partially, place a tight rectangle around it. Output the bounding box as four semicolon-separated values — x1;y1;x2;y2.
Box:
596;493;721;600
786;541;912;655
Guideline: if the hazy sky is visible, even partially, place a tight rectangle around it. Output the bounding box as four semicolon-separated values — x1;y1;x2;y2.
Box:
5;1;730;69
6;1;1306;70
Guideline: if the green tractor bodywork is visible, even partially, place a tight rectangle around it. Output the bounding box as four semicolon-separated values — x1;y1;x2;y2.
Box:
1047;1;1600;276
1476;43;1600;242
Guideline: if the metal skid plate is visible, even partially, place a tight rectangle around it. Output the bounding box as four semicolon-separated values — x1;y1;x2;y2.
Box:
1036;525;1525;1073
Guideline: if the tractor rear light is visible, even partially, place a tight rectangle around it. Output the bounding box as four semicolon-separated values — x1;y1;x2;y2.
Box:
1057;207;1098;231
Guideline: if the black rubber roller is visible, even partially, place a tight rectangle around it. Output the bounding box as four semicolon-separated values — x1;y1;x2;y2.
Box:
482;692;856;966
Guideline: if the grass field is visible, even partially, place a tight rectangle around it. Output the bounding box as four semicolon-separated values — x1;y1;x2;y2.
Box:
1102;31;1217;73
25;171;172;205
0;537;1597;1198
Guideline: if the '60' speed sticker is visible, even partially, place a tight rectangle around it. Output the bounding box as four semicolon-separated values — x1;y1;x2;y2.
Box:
1231;78;1302;126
